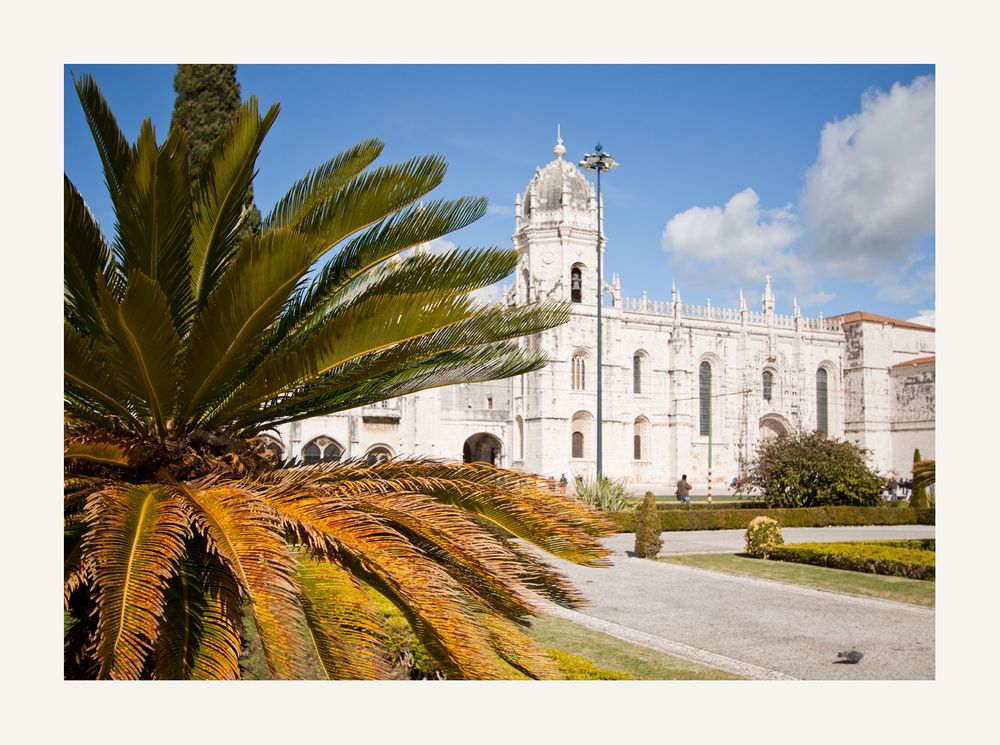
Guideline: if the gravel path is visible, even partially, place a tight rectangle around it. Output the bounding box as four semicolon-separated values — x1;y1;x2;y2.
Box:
546;525;935;680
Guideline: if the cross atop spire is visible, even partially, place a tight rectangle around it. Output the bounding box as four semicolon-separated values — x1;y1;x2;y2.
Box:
553;124;566;159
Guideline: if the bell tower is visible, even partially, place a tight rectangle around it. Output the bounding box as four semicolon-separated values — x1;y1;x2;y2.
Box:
512;128;602;308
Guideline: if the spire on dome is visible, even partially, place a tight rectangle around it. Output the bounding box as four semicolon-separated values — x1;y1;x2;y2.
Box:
553;124;566;159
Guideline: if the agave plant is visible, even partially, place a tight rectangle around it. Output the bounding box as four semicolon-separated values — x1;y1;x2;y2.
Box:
64;74;612;680
572;476;634;512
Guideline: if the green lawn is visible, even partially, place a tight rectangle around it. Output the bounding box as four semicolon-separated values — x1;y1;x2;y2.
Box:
526;615;744;680
660;553;935;607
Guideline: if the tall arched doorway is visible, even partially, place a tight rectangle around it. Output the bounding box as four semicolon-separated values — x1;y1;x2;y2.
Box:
463;433;503;466
759;414;792;441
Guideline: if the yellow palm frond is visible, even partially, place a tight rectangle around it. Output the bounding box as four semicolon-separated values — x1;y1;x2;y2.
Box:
84;484;190;679
64;440;132;467
477;612;561;681
296;559;387;680
271;494;505;679
179;482;311;679
153;542;243;680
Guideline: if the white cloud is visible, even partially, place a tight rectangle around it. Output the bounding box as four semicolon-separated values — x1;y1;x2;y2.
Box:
876;268;935;303
908;309;935;327
801;76;935;279
660;188;802;283
798;290;835;308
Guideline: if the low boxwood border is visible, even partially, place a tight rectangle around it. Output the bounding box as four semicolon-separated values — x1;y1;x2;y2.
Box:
607;505;930;532
766;541;935;580
655;500;770;511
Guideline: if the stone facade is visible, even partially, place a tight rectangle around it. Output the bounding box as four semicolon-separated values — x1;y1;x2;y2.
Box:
266;136;935;494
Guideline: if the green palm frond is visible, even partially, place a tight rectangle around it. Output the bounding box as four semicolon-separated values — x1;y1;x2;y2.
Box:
96;271;181;436
189;99;279;310
263;138;383;232
290;155;448;252
205;291;475;426
84;484;190;679
228;302;566;432
111;121;194;330
153;540;243;680
236;343;548;431
296;559;387;680
64;322;140;428
64;176;120;334
273;197;489;341
72;73;133;202
180;229;318;421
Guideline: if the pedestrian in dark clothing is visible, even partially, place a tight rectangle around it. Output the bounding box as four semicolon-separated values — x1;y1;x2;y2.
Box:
676;475;692;504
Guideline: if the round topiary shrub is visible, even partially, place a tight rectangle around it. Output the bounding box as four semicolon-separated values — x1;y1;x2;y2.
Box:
745;516;784;558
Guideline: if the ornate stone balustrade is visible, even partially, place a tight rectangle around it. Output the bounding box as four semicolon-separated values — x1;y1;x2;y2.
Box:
616;296;843;332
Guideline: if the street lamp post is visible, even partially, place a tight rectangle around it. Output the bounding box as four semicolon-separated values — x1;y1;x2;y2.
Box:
580;144;618;480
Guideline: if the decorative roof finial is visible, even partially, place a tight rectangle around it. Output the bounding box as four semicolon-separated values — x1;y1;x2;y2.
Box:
553;124;566;159
762;273;775;313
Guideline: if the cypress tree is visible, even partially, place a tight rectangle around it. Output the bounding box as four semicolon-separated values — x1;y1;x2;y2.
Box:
171;64;261;236
633;492;663;559
911;448;928;509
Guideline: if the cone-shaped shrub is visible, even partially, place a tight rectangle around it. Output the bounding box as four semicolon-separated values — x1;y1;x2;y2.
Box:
633;492;663;558
911;448;928;509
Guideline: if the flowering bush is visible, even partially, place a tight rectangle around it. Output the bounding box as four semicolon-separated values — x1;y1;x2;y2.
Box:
745;516;784;557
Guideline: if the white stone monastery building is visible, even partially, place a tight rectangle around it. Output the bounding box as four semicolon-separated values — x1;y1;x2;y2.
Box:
266;135;935;494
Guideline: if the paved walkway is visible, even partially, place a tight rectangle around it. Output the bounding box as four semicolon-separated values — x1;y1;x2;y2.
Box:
544;525;935;680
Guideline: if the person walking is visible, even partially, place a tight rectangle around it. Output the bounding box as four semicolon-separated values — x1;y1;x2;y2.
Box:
676;474;692;504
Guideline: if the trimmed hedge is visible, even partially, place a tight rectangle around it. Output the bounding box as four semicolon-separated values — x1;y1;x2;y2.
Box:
608;505;929;532
916;508;935;525
766;541;935;580
655;500;770;511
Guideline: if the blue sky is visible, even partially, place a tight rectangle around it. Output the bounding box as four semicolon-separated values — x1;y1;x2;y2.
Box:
64;64;935;324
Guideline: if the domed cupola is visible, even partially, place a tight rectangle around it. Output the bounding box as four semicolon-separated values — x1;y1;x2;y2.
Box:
522;127;594;220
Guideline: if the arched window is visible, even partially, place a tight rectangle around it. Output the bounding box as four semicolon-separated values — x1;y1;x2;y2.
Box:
633;354;643;394
570;411;592;459
816;367;829;435
302;436;343;465
572;353;586;391
365;446;392;465
570;267;582;303
633;416;649;460
762;370;773;403
516;416;524;460
699;361;712;437
256;435;285;462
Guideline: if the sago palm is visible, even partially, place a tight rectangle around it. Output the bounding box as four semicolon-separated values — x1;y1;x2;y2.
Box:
64;74;612;680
